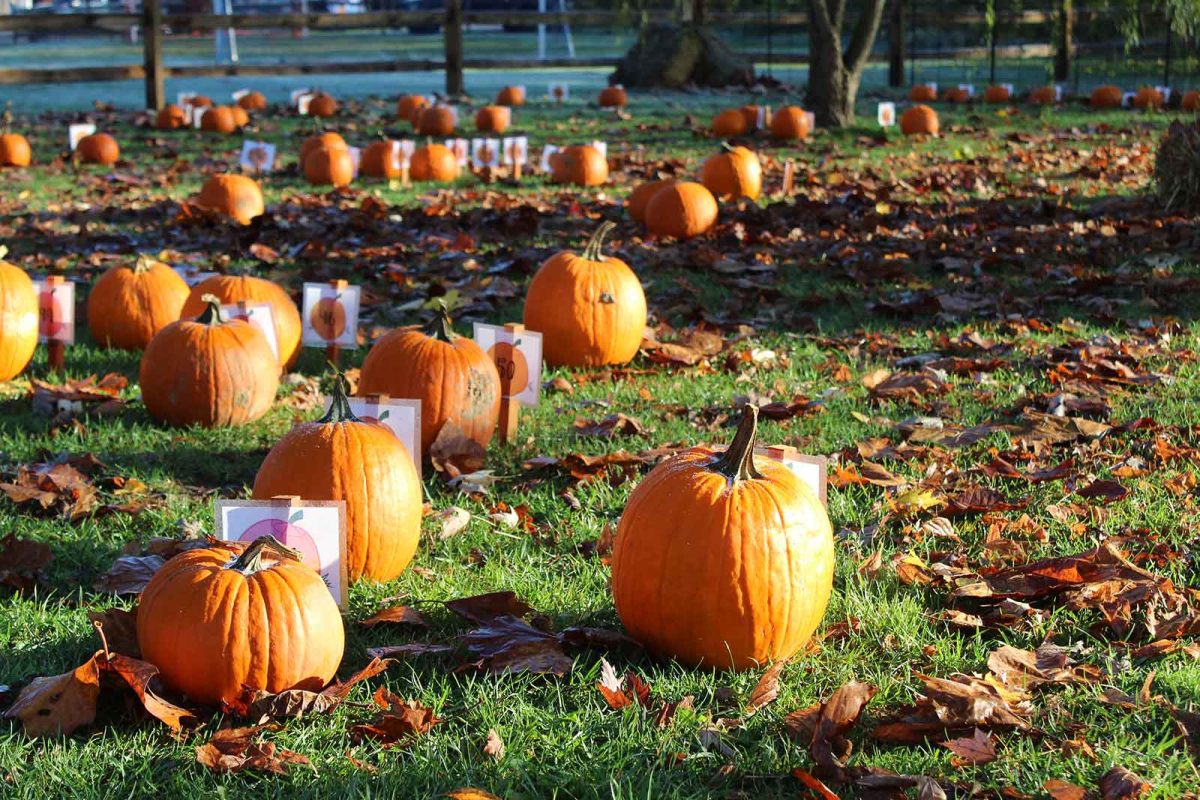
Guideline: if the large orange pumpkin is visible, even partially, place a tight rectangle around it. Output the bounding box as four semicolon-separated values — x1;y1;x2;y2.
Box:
495;85;526;106
308;92;338;117
770;106;810;140
611;405;835;670
77;133;119;165
551;144;608;186
411;143;460;182
0;254;38;380
137;535;344;705
416;106;456;136
983;85;1011;103
358;304;500;453
523;222;646;368
1133;87;1164;109
140;295;279;428
155;104;189;131
900;104;939;135
1029;86;1057;105
200;105;238;134
909;84;938;102
181;274;301;368
195;174;265;225
598;86;627;107
300;132;347;165
397;94;429;121
474;105;511;133
1184;90;1200;112
360;139;401;179
237;91;268;111
0;133;30;167
627;179;673;224
1091;85;1124;108
87;255;189;350
304;145;354;186
701;145;762;201
711;109;748;138
253;376;422;582
644;181;718;239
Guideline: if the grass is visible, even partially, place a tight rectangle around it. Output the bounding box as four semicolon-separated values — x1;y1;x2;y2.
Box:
1;89;1199;798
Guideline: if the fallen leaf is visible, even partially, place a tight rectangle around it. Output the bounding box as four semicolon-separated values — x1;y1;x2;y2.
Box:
93;554;165;595
358;605;428;629
462;615;573;676
1044;779;1088;800
744;660;786;716
791;768;840;800
483;728;505;760
0;533;53;592
939;728;996;766
810;680;879;784
429;421;487;478
2;655;101;736
349;688;441;747
431;506;471;539
88;607;140;657
195;724;309;774
1099;766;1151;799
104;654;197;732
445;591;532;624
596;657;652;710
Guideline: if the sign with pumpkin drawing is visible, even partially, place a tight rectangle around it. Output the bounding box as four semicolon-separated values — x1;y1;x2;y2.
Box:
472;322;543;407
32;277;74;344
301;281;360;349
220;301;278;362
757;445;828;505
337;395;422;479
215;498;348;607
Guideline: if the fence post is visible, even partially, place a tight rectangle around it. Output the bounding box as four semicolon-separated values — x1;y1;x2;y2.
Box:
143;0;163;111
1164;11;1173;87
888;0;905;87
444;0;463;97
1053;0;1072;82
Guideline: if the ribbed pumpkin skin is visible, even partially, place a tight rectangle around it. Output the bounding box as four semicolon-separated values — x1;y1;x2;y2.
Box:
300;132;347;165
304;146;354;186
87;258;189;350
196;174;265;225
411;144;460;182
984;85;1011;103
738;105;762;130
644;181;718;239
0;260;38;381
0;133;32;167
474;105;511;133
237;91;268;111
308;93;338;117
627;179;672;224
78;133;119;165
137;540;344;705
397;94;428;121
711;109;748;137
1184;90;1200;112
140;313;279;427
701;146;762;201
909;84;938;102
1030;86;1057;105
253;417;421;582
156;105;188;130
181;275;301;368
495;86;525;106
523;227;646;367
359;321;500;453
943;87;970;104
1133;87;1164;109
900;104;939;135
769;106;810;140
1091;85;1123;108
552;145;608;186
611;438;835;670
200;106;237;134
191;95;214;108
416;106;456;136
360;140;401;179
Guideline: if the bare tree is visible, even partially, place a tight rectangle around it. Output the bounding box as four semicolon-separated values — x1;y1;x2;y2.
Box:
807;0;889;127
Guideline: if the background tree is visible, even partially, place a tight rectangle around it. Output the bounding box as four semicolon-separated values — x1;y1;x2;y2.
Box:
806;0;889;127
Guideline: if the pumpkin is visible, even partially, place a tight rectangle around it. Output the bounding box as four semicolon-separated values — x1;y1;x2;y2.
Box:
360;139;401;179
627;179;673;224
397;94;429;121
769;106;810;140
474;105;511;134
712;109;748;138
358;303;500;453
0;133;31;167
182;274;301;368
900;104;939;136
0;254;38;381
738;105;762;131
1091;85;1123;108
943;87;970;104
200;105;237;134
598;85;627;107
77;133;119;165
87;255;189;350
230;105;250;127
137;535;344;705
611;404;835;670
1029;86;1057;105
1133;87;1164;109
700;144;762;201
305;145;354;187
140;295;279;427
253;376;422;582
300;131;347;165
195;174;265;225
190;95;214;108
308;92;338;117
1184;90;1200;112
155;104;189;131
523;222;646;367
237;91;268;111
909;84;938;102
551;144;608;186
411;143;460;182
416;105;456;136
644;181;718;240
984;85;1011;103
495;85;526;106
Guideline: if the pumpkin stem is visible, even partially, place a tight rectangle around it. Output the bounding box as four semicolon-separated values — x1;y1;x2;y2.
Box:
424;300;457;342
133;254;154;275
194;293;224;325
720;141;737;154
318;371;361;424
711;404;763;482
229;535;303;575
581;221;616;262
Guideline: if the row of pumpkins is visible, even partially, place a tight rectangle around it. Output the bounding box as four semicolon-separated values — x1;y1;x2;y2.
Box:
909;82;1199;110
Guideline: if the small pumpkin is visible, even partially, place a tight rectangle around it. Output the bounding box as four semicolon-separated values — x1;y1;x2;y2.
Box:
190;95;214;108
495;86;526;106
308;92;338;117
1183;90;1200;112
909;84;938;102
611;404;835;670
300;131;347;165
87;255;189;351
523;222;646;368
140;295;279;427
200;105;238;134
769;106;810;140
1091;85;1124;108
943;87;970;104
900;104;939;136
0;252;38;381
0;133;30;168
181;274;302;368
358;303;501;453
416;105;457;136
411;143;460;182
237;91;268;111
77;133;119;165
598;85;627;107
305;145;354;187
627;179;673;225
155;104;189;131
194;174;265;225
1029;86;1057;105
738;105;762;131
984;85;1011;104
1133;87;1164;110
474;105;511;134
644;181;718;240
230;105;250;127
253;375;422;583
360;139;401;179
397;94;429;121
700;144;762;201
711;109;748;138
137;535;344;705
551;144;608;186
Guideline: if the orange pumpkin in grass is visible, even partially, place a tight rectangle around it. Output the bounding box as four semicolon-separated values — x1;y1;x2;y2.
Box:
495;85;526;106
738;105;763;131
900;104;939;136
416;105;456;136
360;139;401;179
397;94;428;121
909;84;938;102
300;132;347;165
308;92;338;117
770;106;810;140
138;535;343;705
712;109;749;138
943;87;970;104
1030;86;1057;105
358;303;501;453
524;222;646;368
140;295;279;428
182;274;301;368
474;105;511;133
644;181;718;240
611;405;835;671
627;179;673;224
87;255;189;350
253;376;422;583
550;144;608;186
0;133;30;168
195;174;265;225
200;105;238;134
305;145;354;187
411;143;459;182
156;104;189;131
237;91;268;111
1183;90;1200;112
984;85;1011;103
77;133;119;165
1091;85;1124;108
1133;87;1164;110
0;255;38;380
598;85;627;107
701;145;762;201
230;105;250;128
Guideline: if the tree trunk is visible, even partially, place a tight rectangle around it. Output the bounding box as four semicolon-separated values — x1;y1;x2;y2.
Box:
807;0;887;128
1053;0;1072;82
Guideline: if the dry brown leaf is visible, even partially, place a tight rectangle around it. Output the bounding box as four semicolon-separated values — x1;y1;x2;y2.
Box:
445;591;532;624
483;728;505;760
429;421;487;478
349;688;441;747
938;728;996;766
3;655;101;736
810;680;879;784
358;605;428;629
0;533;53;592
195;724;309;775
1099;766;1151;799
744;660;786;716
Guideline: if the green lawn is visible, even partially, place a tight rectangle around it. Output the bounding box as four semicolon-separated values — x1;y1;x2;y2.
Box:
1;91;1199;799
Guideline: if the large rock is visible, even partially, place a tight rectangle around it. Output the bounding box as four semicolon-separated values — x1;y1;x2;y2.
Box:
610;23;754;89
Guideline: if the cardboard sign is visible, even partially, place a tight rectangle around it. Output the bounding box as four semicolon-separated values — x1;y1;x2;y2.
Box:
33;278;74;345
296;94;315;115
1054;84;1065;101
239;140;276;174
877;102;896;127
215;498;348;607
347;145;361;177
471;137;501;168
548;82;569;102
1001;82;1014;96
445;138;470;167
176;91;197;106
502;136;528;166
756;105;771;129
68;123;96;151
957;83;974;97
927;81;938;92
539;144;559;173
473;322;542;407
231;88;251;101
394;139;415;167
172;265;218;288
1156;85;1173;102
758;446;828;505
590;140;608;159
289;87;312;105
301;281;360;349
803;111;816;132
339;395;422;478
221;301;278;361
191;109;205;129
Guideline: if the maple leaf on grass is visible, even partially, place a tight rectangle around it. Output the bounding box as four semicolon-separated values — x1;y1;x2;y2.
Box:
349;687;441;747
103;654;197;733
1099;766;1151;799
228;657;393;721
938;728;996;766
3;655;101;736
444;591;533;624
986;643;1100;690
596;657;652;710
461;615;574;676
482;728;505;760
871;673;1029;745
358;604;428;629
802;680;878;784
429;421;487;477
93;554;165;595
195;724;310;775
573;413;646;439
0;533;52;592
743;660;786;716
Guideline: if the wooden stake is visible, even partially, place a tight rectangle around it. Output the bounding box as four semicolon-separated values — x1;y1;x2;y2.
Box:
400;163;410;186
496;322;523;445
513;160;522;180
325;278;347;367
781;160;795;196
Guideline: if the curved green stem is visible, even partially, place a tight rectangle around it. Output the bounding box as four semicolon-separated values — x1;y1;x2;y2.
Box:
229;535;302;575
318;371;361;424
424;301;456;342
711;404;762;482
194;293;223;326
581;221;616;262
